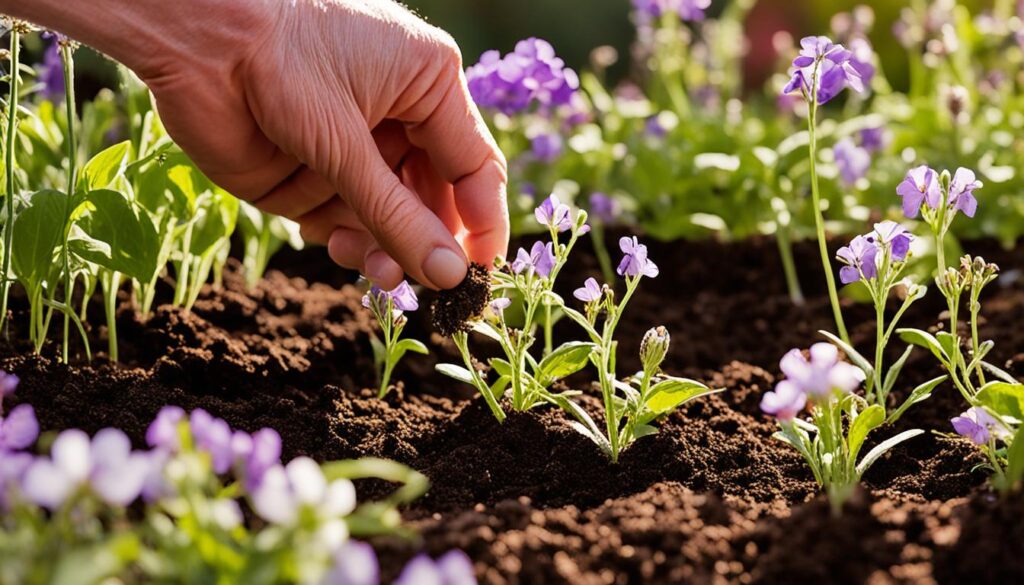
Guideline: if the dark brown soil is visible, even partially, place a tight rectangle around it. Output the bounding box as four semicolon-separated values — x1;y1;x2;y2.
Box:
4;234;1024;584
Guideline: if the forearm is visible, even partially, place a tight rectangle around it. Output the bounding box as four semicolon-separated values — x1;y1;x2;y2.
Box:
1;0;272;79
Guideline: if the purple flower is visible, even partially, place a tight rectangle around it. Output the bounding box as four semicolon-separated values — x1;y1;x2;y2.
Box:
0;371;19;396
951;407;1005;445
645;115;668;138
191;409;234;474
22;428;149;509
833;138;870;185
534;195;572;232
632;0;710;22
250;457;356;530
573;278;603;302
394;550;477;585
362;281;419;314
847;37;876;87
38;39;65;102
616;236;659;279
760;380;808;421
896;165;941;218
466;38;579;115
859;127;888;153
511;241;556;278
783;36;864;105
489;298;512;315
324;540;380;585
778;343;864;399
0;404;39;451
948;167;982;218
589;192;621;224
146;405;186;451
531;132;564;163
871;221;914;262
235;427;282;490
675;0;712;22
836;234;878;284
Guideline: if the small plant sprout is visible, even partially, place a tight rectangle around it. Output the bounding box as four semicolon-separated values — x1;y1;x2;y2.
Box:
362;281;428;398
761;343;923;514
828;221;945;423
782;35;866;345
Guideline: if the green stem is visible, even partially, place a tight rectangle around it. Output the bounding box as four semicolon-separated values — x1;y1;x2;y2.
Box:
102;271;120;362
970;291;986;385
454;332;505;423
590;224;616;285
776;221;804;305
873;299;885;405
599;277;642;463
60;42;78;364
377;297;394;397
807;100;849;344
0;28;21;333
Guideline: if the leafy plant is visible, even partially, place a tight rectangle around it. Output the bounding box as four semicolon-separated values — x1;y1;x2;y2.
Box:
362;281;428;398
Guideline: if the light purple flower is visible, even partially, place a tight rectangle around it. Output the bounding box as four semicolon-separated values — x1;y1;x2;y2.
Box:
362;281;419;314
234;427;282;490
632;0;710;22
191;409;234;474
617;236;659;279
589;192;621;224
38;39;65;102
847;37;876;87
836;234;878;284
489;298;512;315
512;241;556;278
573;278;603;303
675;0;712;22
871;221;914;262
22;428;149;509
0;404;39;451
896;165;941;218
833;138;870;185
948;167;982;218
783;36;864;105
951;407;1005;445
466;38;579;115
146;405;186;451
531;133;564;163
778;343;864;398
859;127;888;153
0;371;19;396
534;195;572;233
394;550;477;585
645;115;668;138
760;381;808;421
324;540;380;585
250;457;356;530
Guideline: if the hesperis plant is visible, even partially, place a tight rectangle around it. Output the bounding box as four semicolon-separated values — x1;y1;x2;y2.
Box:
362;280;428;398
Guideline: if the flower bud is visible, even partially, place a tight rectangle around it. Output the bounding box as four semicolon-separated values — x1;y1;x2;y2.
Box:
640;326;670;375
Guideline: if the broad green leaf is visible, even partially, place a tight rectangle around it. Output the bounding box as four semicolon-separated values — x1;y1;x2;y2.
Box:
882;345;915;396
886;375;947;424
976;382;1024;419
435;363;474;385
897;328;950;366
936;332;959;361
847;404;884;463
189;191;239;257
70;189;161;282
78;140;132;192
855;429;924;477
646;378;721;415
11;190;67;293
819;330;874;379
394;338;429;356
1004;426;1024;491
537;341;595;384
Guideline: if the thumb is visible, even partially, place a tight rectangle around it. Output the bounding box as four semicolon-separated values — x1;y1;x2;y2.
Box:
332;125;468;290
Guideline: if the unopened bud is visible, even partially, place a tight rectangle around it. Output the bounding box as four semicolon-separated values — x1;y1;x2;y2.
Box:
640;326;670;375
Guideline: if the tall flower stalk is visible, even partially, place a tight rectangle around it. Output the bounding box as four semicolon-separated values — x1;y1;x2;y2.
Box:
0;23;22;333
782;36;865;344
59;38;77;363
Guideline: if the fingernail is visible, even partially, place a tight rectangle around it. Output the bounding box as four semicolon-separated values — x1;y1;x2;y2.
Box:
423;247;467;289
365;250;403;289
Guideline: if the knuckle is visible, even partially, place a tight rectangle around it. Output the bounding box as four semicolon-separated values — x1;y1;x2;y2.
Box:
365;178;416;239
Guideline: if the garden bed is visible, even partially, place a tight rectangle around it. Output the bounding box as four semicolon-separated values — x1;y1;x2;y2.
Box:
5;234;1024;584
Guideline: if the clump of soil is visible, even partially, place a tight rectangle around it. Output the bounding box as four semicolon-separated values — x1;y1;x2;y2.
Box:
431;262;491;337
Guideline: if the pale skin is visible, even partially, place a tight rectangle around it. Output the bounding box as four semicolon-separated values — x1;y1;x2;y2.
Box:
4;0;510;290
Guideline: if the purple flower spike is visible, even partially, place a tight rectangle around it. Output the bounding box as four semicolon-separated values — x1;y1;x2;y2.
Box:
836;234;879;284
833;138;870;185
325;540;380;585
949;167;982;218
760;381;808;421
779;343;864;398
38;39;65;102
534;195;572;233
896;165;941;218
574;278;603;303
0;404;39;451
531;133;564;163
512;241;556;278
951;407;1005;445
872;221;914;262
0;371;19;397
617;237;659;279
466;38;579;116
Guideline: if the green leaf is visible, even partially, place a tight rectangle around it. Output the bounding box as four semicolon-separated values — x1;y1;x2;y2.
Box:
855;429;924;477
897;328;950;366
537;341;595;384
189;191;239;257
976;381;1024;419
847;404;884;463
882;346;915;396
51;533;140;585
470;320;504;343
490;358;512;378
369;335;386;368
435;363;475;385
70;189;161;282
1004;426;1024;491
394;338;429;356
11;190;68;293
981;361;1018;384
645;378;721;415
886;375;946;424
78;140;131;192
936;332;959;360
819;330;874;379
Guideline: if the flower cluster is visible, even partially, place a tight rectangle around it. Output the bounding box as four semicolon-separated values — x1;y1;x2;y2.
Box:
362;280;428;398
952;406;1008;446
466;38;580;116
760;344;863;420
897;166;981;221
836;221;914;285
632;0;711;22
783;36;865;105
